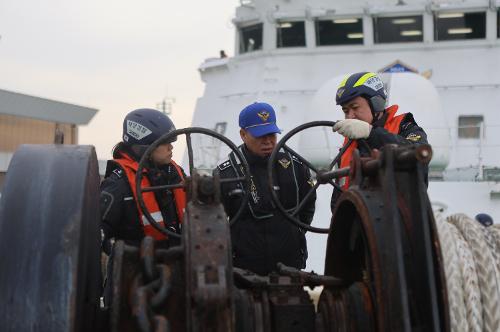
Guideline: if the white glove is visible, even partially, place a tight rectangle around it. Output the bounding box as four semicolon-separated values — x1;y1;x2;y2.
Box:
332;119;372;139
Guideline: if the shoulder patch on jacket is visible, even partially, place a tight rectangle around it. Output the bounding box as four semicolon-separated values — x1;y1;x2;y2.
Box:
406;133;422;142
218;160;231;171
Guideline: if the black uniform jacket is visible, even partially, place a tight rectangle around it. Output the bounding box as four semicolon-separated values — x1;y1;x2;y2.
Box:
100;144;185;249
331;111;429;211
218;145;316;275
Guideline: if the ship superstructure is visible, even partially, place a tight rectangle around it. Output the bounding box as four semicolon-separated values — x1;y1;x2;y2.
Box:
188;0;500;272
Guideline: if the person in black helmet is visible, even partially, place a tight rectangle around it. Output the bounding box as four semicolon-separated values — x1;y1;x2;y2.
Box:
100;108;186;250
331;72;429;210
217;102;316;276
100;108;186;308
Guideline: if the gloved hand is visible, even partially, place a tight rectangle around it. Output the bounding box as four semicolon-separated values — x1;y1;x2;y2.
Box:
332;119;372;139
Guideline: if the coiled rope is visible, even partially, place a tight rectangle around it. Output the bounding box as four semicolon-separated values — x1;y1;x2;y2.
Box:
435;213;500;332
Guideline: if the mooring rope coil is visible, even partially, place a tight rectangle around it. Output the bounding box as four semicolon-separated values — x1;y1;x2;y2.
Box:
435;213;500;332
449;222;482;332
436;215;469;332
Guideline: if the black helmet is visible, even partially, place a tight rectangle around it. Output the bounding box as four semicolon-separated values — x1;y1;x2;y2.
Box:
336;72;387;113
475;213;493;227
122;108;176;146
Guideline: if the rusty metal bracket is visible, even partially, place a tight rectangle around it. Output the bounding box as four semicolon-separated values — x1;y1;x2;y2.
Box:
183;171;235;331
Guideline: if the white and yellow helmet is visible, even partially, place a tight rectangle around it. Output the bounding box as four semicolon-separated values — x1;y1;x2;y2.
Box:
336;72;387;112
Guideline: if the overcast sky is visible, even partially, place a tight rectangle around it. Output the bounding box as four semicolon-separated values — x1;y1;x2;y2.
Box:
0;0;237;159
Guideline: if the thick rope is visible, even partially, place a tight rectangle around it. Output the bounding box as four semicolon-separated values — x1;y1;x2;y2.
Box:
435;215;468;331
435;213;500;332
448;222;483;332
489;225;500;271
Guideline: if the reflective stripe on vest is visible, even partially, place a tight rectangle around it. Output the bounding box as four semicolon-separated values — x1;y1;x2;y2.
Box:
141;211;163;225
113;152;186;240
339;105;405;189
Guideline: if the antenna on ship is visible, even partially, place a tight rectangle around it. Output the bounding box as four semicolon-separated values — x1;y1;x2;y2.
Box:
157;97;175;115
157;84;176;115
157;90;176;115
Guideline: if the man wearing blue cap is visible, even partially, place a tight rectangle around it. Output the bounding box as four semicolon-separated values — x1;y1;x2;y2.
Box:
217;102;316;275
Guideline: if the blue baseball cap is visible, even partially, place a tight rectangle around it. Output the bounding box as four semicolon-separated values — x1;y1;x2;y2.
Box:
239;102;281;138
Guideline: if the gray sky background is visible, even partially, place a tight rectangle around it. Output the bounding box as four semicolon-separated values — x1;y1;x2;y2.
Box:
0;0;237;159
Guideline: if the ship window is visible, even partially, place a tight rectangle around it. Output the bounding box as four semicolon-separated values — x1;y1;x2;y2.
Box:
239;23;263;53
484;168;500;182
277;21;306;48
434;12;486;41
458;115;483;139
315;18;363;46
373;15;423;43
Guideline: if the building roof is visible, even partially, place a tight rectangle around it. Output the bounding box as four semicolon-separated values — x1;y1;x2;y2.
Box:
0;89;98;125
0;152;14;174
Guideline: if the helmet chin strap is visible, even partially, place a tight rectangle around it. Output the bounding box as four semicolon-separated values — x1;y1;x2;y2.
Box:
371;110;388;127
365;97;378;125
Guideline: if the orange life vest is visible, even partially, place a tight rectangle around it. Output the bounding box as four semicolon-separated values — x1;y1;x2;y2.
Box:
339;105;405;189
113;152;186;240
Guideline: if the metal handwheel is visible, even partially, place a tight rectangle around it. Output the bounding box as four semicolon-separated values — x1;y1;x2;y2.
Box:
267;121;353;233
136;127;251;238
